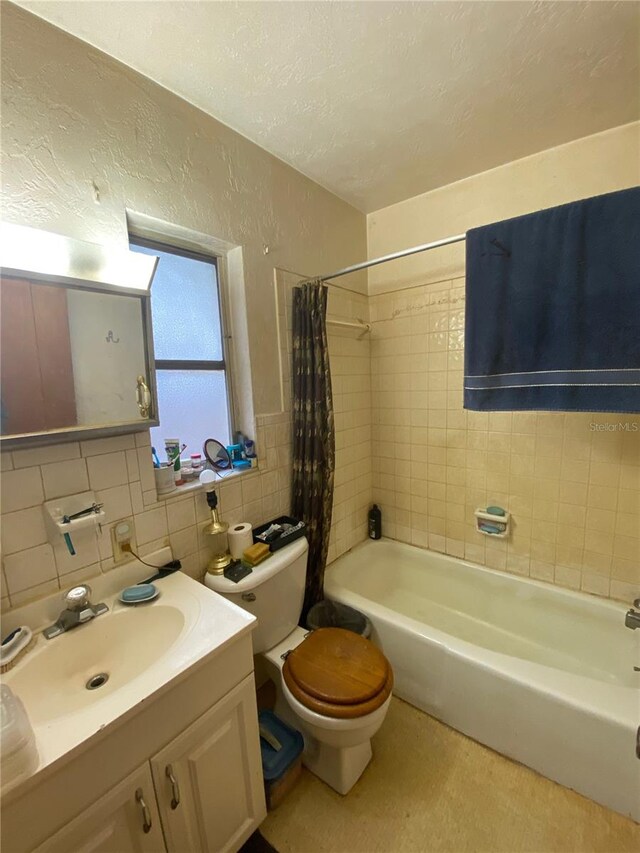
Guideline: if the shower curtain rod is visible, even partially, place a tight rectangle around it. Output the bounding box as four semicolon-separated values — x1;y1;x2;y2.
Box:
304;232;466;285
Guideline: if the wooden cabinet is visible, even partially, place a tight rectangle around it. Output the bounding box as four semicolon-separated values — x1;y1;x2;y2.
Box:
0;277;77;434
151;677;266;853
33;765;165;853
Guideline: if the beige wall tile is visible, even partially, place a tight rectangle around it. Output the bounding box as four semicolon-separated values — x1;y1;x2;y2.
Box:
610;579;639;603
1;506;48;555
169;526;198;560
554;565;581;590
137;448;157;492
1;467;44;513
87;452;129;491
11;579;60;608
581;572;610;597
41;459;89;500
136;507;169;545
80;435;136;457
167;497;197;533
585;507;616;533
4;543;57;594
610;557;640;584
95;484;133;524
54;532;101;576
12;443;80;469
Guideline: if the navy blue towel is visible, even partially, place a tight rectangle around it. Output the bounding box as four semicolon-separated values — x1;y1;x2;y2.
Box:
464;187;640;412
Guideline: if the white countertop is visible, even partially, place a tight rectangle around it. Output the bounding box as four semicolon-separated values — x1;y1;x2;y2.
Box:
1;552;256;792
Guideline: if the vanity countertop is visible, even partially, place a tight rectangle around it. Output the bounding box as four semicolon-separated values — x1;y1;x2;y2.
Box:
1;554;255;794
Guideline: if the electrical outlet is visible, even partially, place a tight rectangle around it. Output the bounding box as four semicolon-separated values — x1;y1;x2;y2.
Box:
111;518;135;563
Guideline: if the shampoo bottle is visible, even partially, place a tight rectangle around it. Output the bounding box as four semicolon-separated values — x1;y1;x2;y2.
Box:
368;504;381;540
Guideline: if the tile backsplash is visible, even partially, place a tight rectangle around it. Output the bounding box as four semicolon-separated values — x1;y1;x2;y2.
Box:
370;276;640;602
1;417;292;613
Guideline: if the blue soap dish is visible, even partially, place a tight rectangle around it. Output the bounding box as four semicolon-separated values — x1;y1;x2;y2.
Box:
119;583;159;605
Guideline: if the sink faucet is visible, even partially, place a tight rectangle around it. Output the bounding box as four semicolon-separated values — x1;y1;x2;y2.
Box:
43;585;109;640
624;599;640;631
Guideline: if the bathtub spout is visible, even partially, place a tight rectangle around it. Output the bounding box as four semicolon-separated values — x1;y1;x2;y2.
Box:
624;603;640;630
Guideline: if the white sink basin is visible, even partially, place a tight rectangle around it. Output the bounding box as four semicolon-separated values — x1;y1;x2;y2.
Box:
7;604;185;724
1;558;256;778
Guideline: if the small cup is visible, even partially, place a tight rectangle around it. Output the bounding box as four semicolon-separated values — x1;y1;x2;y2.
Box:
154;465;176;495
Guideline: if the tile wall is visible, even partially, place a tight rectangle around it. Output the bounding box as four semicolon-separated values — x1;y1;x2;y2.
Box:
369;276;640;602
0;416;291;613
5;269;634;612
0;273;371;612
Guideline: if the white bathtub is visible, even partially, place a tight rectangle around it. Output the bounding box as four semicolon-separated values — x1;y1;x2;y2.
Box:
324;538;640;821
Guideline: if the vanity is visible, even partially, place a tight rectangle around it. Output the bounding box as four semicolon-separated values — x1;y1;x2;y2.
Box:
0;554;267;853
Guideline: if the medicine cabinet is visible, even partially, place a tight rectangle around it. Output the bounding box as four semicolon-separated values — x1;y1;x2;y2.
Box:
0;222;159;448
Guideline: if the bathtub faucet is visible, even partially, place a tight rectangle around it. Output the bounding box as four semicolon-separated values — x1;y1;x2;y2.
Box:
624;599;640;630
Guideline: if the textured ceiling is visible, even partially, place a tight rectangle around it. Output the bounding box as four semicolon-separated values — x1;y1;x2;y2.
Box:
14;1;640;212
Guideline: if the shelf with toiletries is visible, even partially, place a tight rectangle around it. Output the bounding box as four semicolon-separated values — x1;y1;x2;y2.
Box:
152;431;260;500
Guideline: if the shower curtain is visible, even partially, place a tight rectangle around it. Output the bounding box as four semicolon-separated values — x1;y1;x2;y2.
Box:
291;280;335;623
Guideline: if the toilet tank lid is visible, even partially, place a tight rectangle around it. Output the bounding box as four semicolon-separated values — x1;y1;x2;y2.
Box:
205;537;308;594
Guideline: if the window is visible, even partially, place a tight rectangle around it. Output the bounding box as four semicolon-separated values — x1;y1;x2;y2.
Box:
129;238;232;460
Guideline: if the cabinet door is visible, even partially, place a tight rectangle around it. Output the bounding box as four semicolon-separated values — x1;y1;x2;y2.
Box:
34;764;166;853
151;674;266;853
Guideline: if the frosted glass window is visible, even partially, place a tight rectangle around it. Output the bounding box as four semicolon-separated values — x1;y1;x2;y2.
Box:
131;242;222;361
129;236;233;460
151;371;231;462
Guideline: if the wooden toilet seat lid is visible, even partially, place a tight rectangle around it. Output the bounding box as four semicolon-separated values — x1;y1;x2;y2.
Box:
282;628;392;718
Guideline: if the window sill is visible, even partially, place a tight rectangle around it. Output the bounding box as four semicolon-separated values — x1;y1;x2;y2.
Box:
155;465;259;502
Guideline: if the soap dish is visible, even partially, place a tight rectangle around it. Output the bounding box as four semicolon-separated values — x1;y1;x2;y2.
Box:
119;583;159;605
474;508;510;538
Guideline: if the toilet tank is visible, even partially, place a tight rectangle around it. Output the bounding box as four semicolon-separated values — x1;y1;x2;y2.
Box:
204;538;308;653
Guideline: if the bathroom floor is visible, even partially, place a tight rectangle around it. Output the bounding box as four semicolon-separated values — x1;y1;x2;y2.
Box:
261;698;639;853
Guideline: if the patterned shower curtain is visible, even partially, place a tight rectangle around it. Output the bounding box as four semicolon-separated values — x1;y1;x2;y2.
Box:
291;280;335;623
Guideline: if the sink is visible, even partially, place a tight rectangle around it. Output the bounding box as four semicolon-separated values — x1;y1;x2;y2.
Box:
5;605;185;724
0;564;256;776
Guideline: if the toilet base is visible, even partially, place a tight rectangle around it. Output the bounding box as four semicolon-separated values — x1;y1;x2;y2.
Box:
302;734;372;795
272;691;375;795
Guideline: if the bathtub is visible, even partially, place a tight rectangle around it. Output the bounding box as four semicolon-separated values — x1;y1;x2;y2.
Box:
324;538;640;821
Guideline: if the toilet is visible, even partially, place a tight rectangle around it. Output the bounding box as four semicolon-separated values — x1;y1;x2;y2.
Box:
205;537;393;794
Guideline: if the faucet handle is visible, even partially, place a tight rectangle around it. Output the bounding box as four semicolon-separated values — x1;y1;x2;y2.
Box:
64;584;92;611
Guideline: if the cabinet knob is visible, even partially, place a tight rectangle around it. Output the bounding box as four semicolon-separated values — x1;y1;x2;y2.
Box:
135;788;152;833
166;764;181;809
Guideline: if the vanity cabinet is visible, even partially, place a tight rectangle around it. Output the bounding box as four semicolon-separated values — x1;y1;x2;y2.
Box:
1;633;266;853
33;763;164;853
32;677;263;853
151;677;265;853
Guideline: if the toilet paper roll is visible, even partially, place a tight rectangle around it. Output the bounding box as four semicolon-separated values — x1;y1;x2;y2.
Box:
228;523;253;559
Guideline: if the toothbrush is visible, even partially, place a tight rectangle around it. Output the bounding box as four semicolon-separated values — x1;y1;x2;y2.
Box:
170;444;187;465
63;532;76;555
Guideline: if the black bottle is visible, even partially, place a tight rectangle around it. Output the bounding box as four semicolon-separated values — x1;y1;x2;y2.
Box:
368;504;381;540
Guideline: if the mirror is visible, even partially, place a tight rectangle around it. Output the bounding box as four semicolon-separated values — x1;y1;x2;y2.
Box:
203;437;232;470
0;223;158;448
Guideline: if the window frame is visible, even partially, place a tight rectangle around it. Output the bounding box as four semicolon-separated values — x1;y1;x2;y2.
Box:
129;235;236;444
